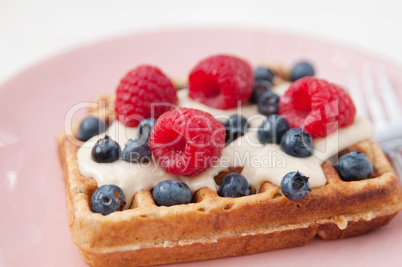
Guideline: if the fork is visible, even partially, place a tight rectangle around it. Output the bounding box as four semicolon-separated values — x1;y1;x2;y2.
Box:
348;65;402;180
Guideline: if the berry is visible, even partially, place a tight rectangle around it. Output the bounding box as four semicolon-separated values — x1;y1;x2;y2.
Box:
336;151;374;181
249;79;272;104
224;115;248;145
77;117;106;142
281;171;310;201
122;139;151;163
257;115;289;144
152;180;192;206
115;65;178;127
290;61;315;82
279;77;356;138
257;91;280;116
137;118;156;142
91;185;126;215
149;108;225;176
91;135;121;163
218;173;251;198
188;55;254;109
254;66;275;82
280;128;313;158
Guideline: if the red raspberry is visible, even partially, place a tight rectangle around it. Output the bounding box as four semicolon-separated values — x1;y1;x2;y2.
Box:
115;65;178;127
149;108;225;176
188;55;254;109
279;77;356;138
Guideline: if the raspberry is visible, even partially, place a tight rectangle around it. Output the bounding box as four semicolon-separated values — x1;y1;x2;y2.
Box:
115;65;178;127
279;77;356;138
188;55;254;109
149;108;225;176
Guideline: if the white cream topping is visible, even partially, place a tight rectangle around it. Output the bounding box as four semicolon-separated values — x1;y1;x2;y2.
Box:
77;85;374;208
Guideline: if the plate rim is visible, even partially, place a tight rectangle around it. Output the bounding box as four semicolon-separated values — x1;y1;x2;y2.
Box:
1;27;402;91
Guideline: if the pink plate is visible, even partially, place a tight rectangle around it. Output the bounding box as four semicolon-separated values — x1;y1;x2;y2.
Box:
1;28;402;267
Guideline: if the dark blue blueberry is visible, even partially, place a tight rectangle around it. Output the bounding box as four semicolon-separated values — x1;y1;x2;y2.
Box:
122;139;152;163
91;135;121;163
152;180;192;206
280;128;313;158
281;171;310;201
224;115;248;145
218;173;251;198
290;61;315;82
137;118;156;142
257;115;290;144
77;117;106;142
250;79;273;104
257;91;280;115
91;185;126;215
335;151;374;181
254;66;275;82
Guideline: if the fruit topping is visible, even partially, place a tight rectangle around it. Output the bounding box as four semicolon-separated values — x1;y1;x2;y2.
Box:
115;65;178;127
280;128;313;158
257;115;289;144
249;79;273;104
254;66;275;82
152;180;192;206
257;91;280;116
290;61;315;82
279;77;356;138
218;173;251;198
335;151;374;181
122;139;152;163
281;171;310;201
91;135;121;163
77;117;106;142
223;115;248;145
188;55;254;109
149;107;225;176
91;185;126;215
137;118;156;142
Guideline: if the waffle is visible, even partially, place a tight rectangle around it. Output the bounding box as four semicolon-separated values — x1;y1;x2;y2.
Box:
57;97;402;266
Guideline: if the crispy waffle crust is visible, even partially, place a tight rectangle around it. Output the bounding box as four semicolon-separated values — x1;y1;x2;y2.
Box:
57;95;402;267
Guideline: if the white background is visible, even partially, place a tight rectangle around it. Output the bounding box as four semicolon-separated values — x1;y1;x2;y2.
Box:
0;0;401;85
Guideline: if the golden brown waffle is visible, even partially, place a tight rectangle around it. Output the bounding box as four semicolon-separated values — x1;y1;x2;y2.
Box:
57;100;402;266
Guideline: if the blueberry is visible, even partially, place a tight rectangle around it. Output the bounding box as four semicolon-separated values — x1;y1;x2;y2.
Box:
335;151;374;181
218;173;251;198
281;171;310;201
152;180;192;206
77;117;106;142
91;135;121;163
138;118;156;142
91;185;126;215
280;128;313;158
290;61;315;82
254;66;275;82
257;115;290;144
257;91;280;115
250;79;273;104
224;115;248;145
122;139;152;163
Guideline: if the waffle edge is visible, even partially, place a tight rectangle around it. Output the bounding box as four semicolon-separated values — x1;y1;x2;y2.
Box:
57;125;402;267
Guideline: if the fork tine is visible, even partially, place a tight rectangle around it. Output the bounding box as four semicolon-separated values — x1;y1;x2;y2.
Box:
376;65;402;123
348;71;369;119
361;65;388;128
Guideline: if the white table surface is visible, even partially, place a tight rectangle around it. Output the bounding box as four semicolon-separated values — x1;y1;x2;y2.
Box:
0;0;401;85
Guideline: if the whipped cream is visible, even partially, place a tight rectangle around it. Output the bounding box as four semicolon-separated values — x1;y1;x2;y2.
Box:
77;85;374;208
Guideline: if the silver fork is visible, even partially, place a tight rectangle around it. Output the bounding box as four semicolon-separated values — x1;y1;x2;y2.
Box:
348;65;402;180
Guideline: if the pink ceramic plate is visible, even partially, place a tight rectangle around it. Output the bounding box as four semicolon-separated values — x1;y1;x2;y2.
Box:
1;29;402;267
